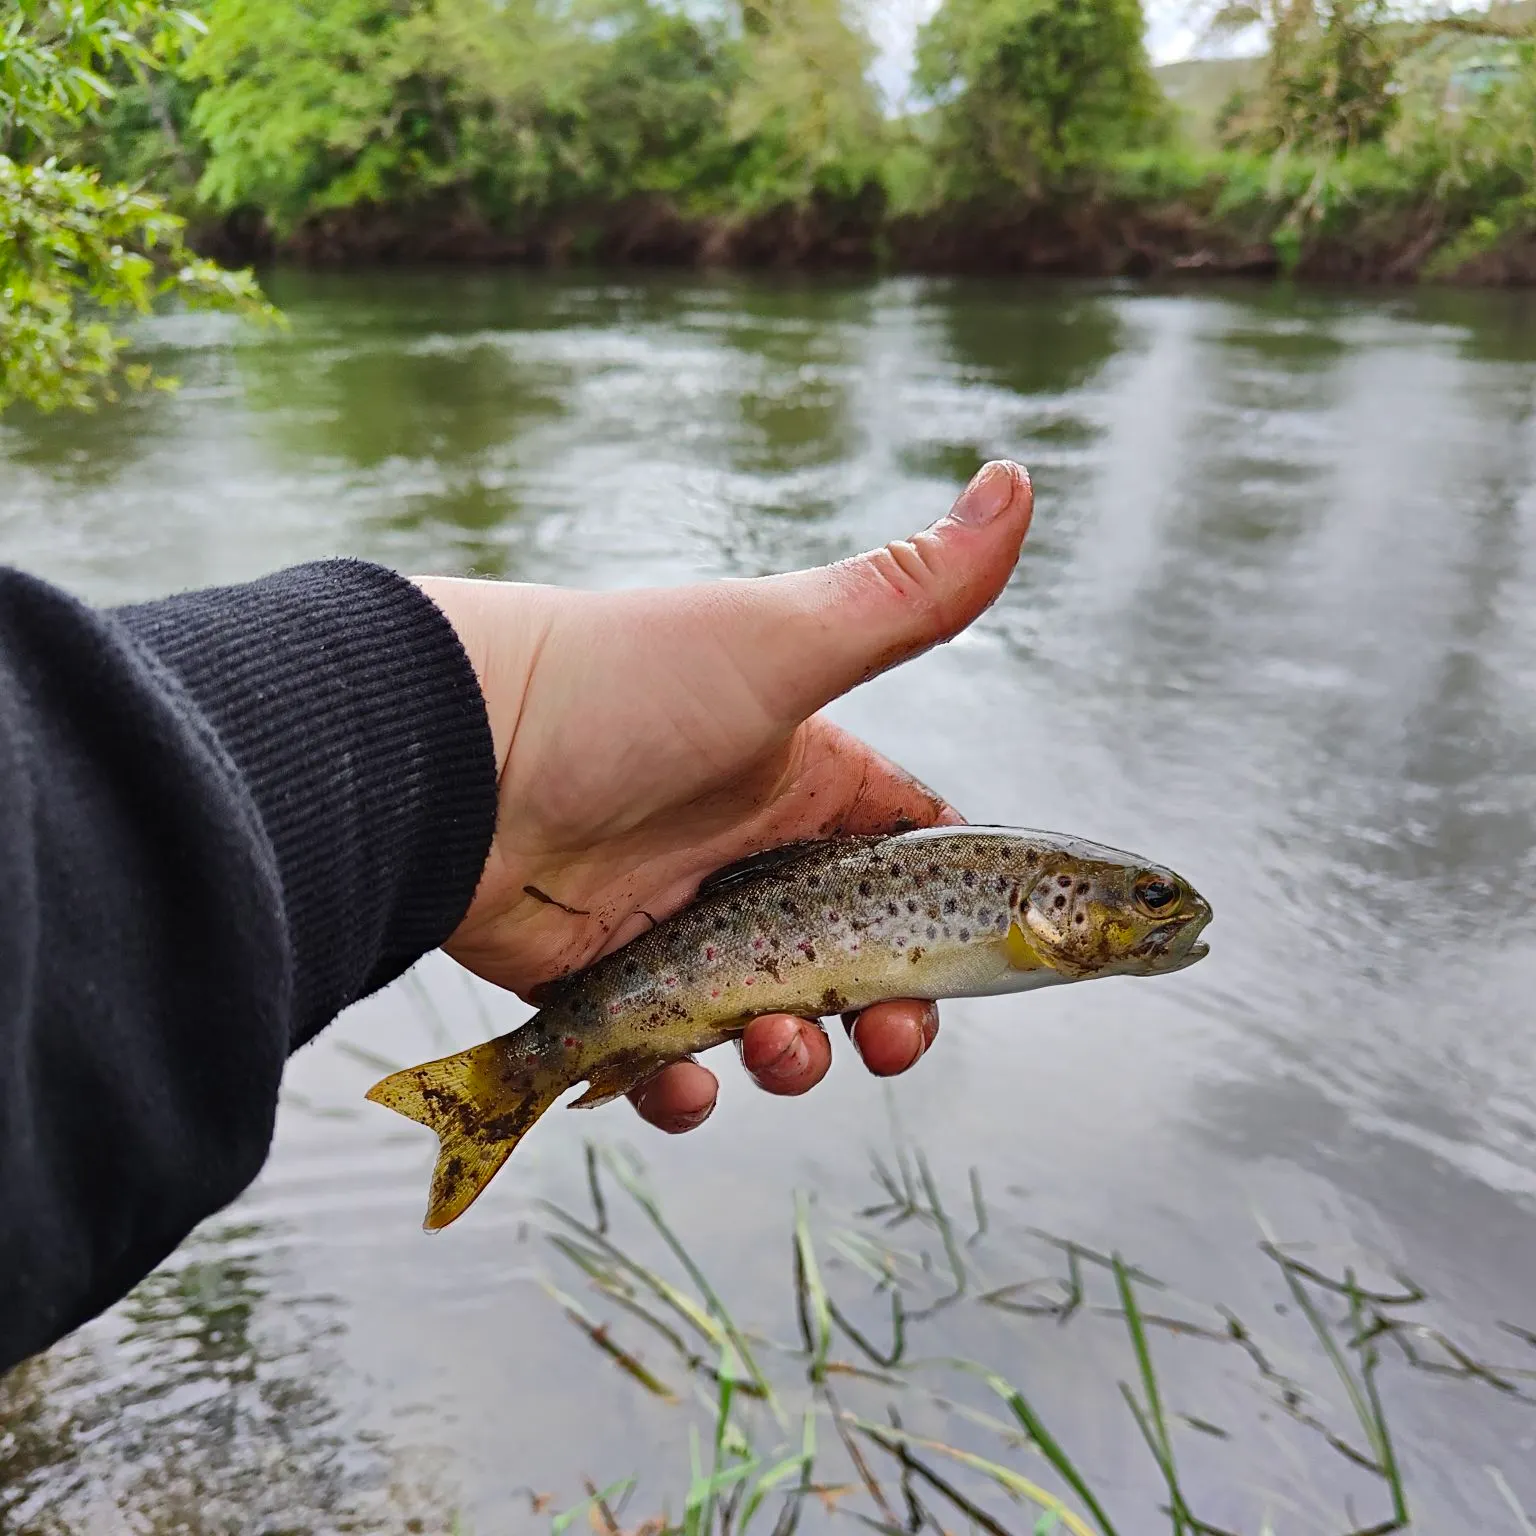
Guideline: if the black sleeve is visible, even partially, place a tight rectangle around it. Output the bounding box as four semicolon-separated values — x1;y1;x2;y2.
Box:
0;561;498;1373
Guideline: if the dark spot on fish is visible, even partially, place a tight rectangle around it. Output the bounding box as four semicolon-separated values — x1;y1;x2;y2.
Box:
806;874;821;889
959;928;970;942
909;945;925;964
926;925;937;941
1058;875;1073;888
798;940;818;962
444;1154;464;1183
907;899;919;914
886;901;899;917
1054;895;1067;910
624;959;639;976
996;875;1009;893
819;987;847;1014
943;897;958;915
978;909;992;925
962;870;977;888
1076;881;1090;895
781;898;798;915
715;914;729;931
929;862;943;878
1074;912;1086;924
827;910;840;923
858;880;873;897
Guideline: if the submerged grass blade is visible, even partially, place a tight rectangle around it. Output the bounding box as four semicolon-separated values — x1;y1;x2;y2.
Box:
333;1039;405;1077
826;1287;906;1370
1488;1466;1536;1536
968;1167;989;1247
948;1362;1121;1536
541;1282;678;1401
1112;1255;1192;1536
551;1479;636;1536
915;1151;967;1306
541;1202;727;1353
603;1151;782;1421
793;1194;832;1382
849;1417;1098;1536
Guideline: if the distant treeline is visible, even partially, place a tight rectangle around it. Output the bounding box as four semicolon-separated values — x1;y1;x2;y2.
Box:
28;0;1528;283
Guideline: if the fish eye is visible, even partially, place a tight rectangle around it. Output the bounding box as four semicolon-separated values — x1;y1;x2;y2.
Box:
1134;875;1182;915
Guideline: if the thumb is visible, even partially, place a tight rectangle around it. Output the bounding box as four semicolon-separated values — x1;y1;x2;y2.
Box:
727;460;1033;725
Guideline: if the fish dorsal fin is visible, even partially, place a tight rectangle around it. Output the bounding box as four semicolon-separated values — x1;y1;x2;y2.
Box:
695;839;843;899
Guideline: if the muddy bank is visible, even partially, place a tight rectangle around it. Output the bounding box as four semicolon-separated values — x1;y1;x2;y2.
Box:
192;192;1536;286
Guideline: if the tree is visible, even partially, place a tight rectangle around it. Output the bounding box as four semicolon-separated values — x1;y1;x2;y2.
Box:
913;0;1165;204
1;0;273;413
1212;0;1399;153
725;0;887;209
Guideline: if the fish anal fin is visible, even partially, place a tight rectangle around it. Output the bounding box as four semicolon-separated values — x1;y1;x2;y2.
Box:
568;1052;671;1110
364;1024;575;1231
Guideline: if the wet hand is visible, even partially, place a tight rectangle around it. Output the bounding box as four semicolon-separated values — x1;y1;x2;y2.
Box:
414;459;1033;1131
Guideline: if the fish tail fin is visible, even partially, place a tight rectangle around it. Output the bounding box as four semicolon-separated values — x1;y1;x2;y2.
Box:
365;1021;569;1232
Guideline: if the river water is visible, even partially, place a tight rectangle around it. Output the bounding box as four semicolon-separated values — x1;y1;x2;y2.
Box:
2;271;1535;1533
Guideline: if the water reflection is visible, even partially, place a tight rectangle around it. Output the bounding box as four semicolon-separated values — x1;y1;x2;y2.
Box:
0;1220;455;1535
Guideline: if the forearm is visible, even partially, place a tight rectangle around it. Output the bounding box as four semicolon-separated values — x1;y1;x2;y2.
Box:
0;563;496;1371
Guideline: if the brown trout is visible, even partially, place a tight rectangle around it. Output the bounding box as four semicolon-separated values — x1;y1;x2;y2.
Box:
367;827;1212;1230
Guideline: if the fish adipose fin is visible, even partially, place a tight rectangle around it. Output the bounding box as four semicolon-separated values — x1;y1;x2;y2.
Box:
365;1026;574;1231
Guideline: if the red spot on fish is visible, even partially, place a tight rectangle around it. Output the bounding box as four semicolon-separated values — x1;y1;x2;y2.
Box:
608;1002;622;1016
827;911;839;922
752;936;765;951
797;939;814;955
563;1036;579;1049
711;988;720;998
705;946;716;961
743;975;755;986
665;976;677;988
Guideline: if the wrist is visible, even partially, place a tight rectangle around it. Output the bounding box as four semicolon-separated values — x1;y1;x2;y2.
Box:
409;576;552;778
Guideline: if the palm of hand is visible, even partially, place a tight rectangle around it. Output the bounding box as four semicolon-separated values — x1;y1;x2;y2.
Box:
443;583;956;996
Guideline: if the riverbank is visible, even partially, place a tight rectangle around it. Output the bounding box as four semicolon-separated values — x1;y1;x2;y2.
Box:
188;179;1536;288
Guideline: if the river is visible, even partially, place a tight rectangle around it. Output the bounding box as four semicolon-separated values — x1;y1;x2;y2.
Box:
2;270;1534;1533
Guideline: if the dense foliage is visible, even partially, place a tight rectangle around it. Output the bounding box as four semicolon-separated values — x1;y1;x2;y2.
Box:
1;0;272;412
13;0;1536;412
912;0;1166;204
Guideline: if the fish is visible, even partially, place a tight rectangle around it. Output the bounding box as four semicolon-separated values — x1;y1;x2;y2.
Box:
365;826;1213;1231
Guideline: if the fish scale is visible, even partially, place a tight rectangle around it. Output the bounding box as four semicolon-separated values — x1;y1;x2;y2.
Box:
367;826;1213;1231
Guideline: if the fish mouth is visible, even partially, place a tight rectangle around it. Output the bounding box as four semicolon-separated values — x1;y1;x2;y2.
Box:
1143;910;1212;973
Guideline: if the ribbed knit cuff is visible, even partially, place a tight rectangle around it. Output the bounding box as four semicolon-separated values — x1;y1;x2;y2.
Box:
114;562;498;1046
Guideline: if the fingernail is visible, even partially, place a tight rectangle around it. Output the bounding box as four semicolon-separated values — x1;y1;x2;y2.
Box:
897;1024;925;1073
666;1103;714;1134
757;1030;810;1086
947;461;1023;527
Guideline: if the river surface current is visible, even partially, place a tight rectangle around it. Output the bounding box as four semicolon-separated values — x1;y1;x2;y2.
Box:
3;271;1535;1532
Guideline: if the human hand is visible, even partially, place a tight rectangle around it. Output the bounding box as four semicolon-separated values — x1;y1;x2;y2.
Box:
414;459;1033;1131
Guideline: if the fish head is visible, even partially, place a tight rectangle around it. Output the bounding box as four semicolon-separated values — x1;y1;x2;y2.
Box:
1012;844;1212;981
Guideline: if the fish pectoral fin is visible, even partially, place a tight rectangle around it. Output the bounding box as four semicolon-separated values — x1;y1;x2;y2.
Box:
568;1053;672;1110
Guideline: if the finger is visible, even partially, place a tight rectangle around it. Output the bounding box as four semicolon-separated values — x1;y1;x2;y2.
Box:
741;1014;833;1096
842;999;939;1077
725;460;1033;725
628;1059;718;1133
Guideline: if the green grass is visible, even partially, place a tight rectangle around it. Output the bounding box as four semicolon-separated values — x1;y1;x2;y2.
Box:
526;1136;1536;1536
